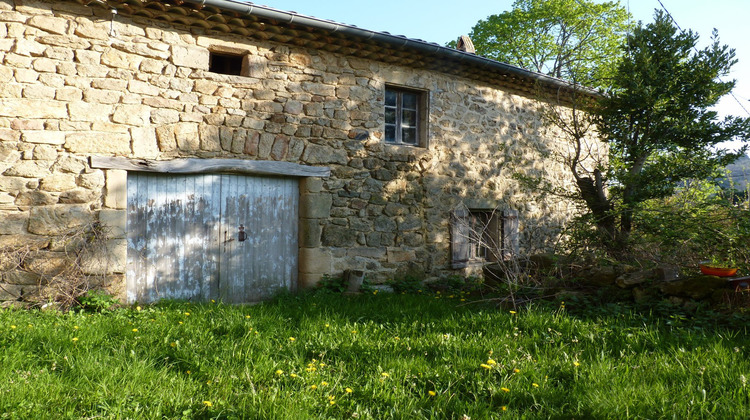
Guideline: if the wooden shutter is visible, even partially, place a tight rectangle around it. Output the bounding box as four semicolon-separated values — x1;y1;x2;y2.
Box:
486;210;501;262
451;205;471;268
502;209;519;258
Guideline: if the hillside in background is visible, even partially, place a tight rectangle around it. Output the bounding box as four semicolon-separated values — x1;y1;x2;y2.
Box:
720;153;750;192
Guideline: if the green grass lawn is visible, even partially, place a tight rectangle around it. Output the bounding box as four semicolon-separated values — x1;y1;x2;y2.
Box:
1;291;749;419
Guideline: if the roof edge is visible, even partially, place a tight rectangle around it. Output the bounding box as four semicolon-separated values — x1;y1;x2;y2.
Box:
182;0;599;97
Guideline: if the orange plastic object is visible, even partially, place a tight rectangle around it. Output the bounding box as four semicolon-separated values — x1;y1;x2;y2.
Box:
699;264;738;277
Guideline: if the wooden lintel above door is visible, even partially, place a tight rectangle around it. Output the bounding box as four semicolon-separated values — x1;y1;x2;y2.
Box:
91;156;331;178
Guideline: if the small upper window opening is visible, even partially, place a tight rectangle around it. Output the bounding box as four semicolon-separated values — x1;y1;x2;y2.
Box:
385;86;426;147
209;52;244;76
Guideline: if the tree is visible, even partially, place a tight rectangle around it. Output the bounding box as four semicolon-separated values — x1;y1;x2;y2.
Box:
453;0;630;87
586;10;750;248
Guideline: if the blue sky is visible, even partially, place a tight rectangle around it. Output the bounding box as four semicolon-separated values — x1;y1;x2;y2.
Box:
258;0;750;140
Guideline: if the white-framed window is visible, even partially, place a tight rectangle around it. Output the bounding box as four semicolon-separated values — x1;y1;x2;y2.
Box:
384;85;428;146
451;206;519;269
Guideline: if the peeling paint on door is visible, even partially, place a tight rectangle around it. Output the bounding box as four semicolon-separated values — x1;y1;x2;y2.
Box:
126;173;298;304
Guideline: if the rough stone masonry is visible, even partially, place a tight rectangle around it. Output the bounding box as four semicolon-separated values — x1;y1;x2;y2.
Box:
0;0;601;304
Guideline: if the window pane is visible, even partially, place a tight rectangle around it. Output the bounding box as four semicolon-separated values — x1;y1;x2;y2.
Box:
402;127;417;144
401;110;417;127
402;92;418;109
385;107;396;124
385;90;397;106
385;125;396;143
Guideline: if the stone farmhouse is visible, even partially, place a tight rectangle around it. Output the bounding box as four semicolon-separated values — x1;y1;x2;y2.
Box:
0;0;596;304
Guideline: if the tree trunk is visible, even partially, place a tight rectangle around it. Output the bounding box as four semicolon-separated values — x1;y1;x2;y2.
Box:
575;170;616;241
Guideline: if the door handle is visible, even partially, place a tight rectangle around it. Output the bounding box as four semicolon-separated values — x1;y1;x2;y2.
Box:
238;224;247;242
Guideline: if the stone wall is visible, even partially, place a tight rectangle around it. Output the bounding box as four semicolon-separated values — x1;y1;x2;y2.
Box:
0;0;597;303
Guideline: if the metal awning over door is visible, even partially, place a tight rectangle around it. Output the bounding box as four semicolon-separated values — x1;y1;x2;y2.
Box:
126;172;299;304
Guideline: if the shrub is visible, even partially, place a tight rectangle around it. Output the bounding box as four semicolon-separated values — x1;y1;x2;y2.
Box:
387;274;424;294
77;289;120;312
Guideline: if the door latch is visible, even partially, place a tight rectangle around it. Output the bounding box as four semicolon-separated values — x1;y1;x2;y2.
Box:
238;224;247;242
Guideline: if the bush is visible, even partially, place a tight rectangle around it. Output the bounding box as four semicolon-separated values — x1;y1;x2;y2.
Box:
633;180;750;273
428;275;483;293
315;274;347;293
387;274;424;294
77;289;119;312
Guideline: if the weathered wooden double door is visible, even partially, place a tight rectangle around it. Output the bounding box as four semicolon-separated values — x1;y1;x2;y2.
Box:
126;173;298;304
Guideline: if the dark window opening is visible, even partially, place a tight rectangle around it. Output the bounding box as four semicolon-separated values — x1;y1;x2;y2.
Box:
209;52;244;76
384;86;427;147
451;206;519;268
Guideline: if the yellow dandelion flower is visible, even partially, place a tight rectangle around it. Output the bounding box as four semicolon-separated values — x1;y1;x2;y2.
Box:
345;387;353;393
203;401;212;407
136;306;141;311
325;323;330;328
460;298;466;301
72;337;79;342
306;367;317;372
487;359;497;366
73;326;79;330
179;321;183;325
328;395;335;400
184;312;190;316
381;372;390;378
329;400;336;405
513;368;520;373
276;370;284;375
211;299;215;303
319;363;326;367
351;330;357;334
170;342;177;347
480;364;492;369
501;406;507;411
573;361;580;367
132;328;138;332
186;370;191;374
10;325;16;329
501;387;510;393
428;390;437;397
532;383;539;388
245;315;251;319
373;290;378;295
509;310;517;314
289;337;296;342
310;384;318;390
394;336;400;341
321;381;329;386
290;373;298;378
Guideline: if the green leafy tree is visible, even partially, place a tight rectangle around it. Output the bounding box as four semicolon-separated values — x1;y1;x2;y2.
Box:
452;0;630;87
588;10;750;248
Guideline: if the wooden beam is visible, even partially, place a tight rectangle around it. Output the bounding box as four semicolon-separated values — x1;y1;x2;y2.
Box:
90;156;331;177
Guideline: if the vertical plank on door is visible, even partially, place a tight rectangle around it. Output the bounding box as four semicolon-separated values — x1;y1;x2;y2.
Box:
207;174;221;300
126;173;145;303
218;174;233;302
